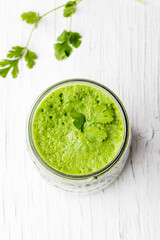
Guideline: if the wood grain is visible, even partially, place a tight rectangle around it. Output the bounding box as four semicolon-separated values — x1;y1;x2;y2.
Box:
0;0;160;239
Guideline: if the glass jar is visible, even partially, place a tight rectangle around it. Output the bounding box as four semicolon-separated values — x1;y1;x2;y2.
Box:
26;79;131;193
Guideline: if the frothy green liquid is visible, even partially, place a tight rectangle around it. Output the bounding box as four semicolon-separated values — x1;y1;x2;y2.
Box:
33;85;124;175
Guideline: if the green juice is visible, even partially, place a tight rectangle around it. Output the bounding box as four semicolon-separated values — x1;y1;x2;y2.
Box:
33;84;124;175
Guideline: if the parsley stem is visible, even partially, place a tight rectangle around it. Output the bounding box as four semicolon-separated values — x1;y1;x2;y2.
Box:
69;15;72;32
25;24;37;50
68;0;82;33
41;4;66;18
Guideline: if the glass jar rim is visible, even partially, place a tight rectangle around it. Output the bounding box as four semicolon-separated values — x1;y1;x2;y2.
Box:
26;79;129;180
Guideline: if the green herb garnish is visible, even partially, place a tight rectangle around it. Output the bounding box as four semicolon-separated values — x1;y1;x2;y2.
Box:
84;124;108;143
63;1;77;17
54;30;82;60
70;104;115;143
0;0;82;78
24;49;38;69
71;111;86;131
21;12;40;25
0;46;37;78
0;59;19;78
7;46;24;58
91;104;115;124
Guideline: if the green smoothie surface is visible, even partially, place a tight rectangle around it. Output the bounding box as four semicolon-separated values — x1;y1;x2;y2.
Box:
33;84;124;175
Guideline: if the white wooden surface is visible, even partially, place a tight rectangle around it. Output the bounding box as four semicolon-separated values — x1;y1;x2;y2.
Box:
0;0;160;239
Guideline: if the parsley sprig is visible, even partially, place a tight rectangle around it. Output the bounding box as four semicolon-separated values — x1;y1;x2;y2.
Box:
90;104;115;124
0;46;37;78
71;111;86;131
84;124;108;143
70;104;115;143
54;30;82;60
0;0;82;78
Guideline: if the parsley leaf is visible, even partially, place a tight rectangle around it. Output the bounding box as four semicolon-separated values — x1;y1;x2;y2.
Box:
63;1;77;17
24;49;38;68
21;12;40;25
71;111;86;131
7;46;24;58
54;30;82;60
54;30;72;60
0;59;19;78
57;30;70;42
84;124;108;143
69;32;82;48
91;104;115;124
54;42;73;60
0;59;13;67
11;60;19;78
0;67;11;78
